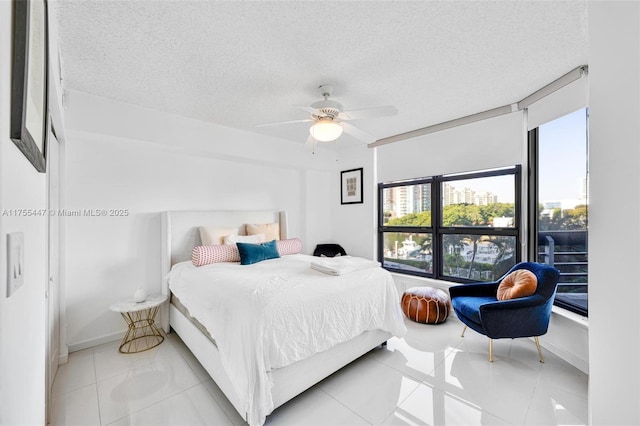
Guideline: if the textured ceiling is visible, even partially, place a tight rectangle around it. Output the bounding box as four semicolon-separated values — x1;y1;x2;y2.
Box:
54;0;588;148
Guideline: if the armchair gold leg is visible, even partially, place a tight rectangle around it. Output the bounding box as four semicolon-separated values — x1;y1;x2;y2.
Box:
488;339;493;362
534;336;545;363
461;325;467;337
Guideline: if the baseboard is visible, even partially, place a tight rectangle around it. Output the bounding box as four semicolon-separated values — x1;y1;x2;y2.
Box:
68;330;124;353
538;335;589;374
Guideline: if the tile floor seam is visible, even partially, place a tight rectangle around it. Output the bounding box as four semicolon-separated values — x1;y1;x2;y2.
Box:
102;382;207;426
91;349;104;425
317;387;374;425
367;343;456;385
207;385;244;426
382;375;424;424
520;364;545;426
113;357;202;419
433;334;532;426
434;384;515;426
178;347;208;384
49;381;98;403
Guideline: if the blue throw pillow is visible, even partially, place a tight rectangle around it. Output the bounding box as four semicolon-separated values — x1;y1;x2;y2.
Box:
236;240;280;265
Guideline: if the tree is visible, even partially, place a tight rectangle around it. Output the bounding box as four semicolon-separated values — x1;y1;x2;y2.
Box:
386;211;432;226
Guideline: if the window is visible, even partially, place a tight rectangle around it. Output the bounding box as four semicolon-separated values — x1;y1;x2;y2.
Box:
529;108;588;316
379;167;521;282
380;179;433;275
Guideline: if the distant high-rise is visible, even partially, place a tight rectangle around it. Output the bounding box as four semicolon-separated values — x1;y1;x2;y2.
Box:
442;183;498;206
385;183;498;220
384;184;431;219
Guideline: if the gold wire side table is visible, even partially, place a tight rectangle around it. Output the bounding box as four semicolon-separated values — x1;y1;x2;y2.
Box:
109;294;168;354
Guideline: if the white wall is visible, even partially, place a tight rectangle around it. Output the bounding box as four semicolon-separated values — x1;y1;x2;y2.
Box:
588;1;640;424
64;92;336;349
0;2;48;423
330;144;377;259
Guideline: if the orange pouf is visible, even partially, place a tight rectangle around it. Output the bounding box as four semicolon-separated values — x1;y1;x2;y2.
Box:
401;287;451;324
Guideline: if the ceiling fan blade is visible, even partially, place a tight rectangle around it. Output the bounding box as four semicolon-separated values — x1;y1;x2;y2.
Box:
305;135;316;153
339;122;376;143
340;105;398;120
254;118;313;128
293;105;320;115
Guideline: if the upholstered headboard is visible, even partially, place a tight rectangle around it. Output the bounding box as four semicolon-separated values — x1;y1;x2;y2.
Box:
160;210;288;331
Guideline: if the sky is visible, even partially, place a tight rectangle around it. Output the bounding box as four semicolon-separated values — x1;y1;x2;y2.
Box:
538;108;588;203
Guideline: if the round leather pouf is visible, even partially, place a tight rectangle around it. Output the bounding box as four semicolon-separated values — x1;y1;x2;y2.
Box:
401;286;451;324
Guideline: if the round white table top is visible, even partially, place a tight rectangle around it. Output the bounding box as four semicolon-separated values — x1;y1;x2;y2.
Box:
109;294;168;313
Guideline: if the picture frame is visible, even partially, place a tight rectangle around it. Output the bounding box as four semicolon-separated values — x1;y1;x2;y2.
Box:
340;167;363;205
10;0;48;173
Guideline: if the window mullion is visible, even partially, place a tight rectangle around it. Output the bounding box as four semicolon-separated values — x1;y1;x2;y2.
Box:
433;175;442;279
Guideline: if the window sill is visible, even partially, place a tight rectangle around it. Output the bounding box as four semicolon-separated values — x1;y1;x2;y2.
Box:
551;305;589;329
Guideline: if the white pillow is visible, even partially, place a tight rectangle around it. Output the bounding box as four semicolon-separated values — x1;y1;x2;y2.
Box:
224;233;265;245
199;226;238;246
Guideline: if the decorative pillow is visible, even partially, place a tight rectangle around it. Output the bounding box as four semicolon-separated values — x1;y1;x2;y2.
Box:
276;238;303;256
497;269;538;301
192;244;240;266
223;233;265;245
246;223;280;241
236;240;280;265
198;226;238;246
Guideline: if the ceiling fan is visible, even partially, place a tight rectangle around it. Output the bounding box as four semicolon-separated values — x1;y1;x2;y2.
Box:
255;84;397;151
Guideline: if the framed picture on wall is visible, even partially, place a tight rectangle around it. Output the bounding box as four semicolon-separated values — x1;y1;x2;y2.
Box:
340;168;363;205
10;0;48;173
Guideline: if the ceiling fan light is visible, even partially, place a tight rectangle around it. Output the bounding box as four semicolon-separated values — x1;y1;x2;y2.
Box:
309;119;343;142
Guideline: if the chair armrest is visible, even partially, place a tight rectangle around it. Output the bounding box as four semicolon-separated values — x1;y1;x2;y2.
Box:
479;295;553;338
480;294;546;312
449;282;499;298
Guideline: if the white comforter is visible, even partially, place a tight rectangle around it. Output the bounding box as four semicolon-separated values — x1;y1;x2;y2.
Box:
168;254;406;426
310;255;381;276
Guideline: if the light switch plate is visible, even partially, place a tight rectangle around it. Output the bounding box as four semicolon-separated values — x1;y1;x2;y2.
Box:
6;232;24;297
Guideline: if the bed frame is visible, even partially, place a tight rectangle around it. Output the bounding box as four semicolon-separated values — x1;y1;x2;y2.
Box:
161;210;390;423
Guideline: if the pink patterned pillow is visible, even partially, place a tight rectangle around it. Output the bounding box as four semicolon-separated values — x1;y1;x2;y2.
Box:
276;238;303;256
192;244;240;266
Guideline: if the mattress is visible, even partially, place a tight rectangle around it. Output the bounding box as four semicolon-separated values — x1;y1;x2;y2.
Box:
170;293;216;345
168;253;406;425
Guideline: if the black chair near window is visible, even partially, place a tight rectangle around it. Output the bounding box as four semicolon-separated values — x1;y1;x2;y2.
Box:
313;244;347;257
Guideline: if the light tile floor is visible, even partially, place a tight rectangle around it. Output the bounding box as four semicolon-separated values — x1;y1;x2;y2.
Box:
50;318;588;425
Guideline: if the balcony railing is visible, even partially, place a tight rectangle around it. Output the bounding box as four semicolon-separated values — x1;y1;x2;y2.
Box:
537;230;588;314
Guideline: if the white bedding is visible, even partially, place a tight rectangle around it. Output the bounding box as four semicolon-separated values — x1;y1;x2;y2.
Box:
168;254;406;426
310;255;381;275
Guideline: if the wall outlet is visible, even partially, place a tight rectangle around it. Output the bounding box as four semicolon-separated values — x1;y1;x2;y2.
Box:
6;232;24;298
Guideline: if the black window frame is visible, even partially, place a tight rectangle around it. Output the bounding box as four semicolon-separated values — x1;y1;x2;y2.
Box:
378;166;521;283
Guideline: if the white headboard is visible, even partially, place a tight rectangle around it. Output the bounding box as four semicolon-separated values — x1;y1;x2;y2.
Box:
160;210;288;331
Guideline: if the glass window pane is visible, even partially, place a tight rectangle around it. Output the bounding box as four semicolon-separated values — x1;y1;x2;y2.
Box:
441;175;515;227
382;184;431;226
537;108;588;314
382;232;432;274
441;234;516;281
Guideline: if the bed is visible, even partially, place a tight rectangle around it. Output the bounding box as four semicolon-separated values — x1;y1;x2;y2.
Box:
161;210;406;426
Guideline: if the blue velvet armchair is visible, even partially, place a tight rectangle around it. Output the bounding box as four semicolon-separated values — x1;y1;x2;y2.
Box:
449;262;560;362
